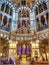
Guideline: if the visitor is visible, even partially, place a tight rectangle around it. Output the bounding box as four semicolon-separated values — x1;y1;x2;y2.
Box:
1;54;8;65
31;58;34;64
9;58;16;65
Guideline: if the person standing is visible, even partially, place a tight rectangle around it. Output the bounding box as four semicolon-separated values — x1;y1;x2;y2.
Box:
9;58;16;65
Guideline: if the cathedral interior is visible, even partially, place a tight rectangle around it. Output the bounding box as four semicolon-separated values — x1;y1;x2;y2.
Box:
0;0;49;65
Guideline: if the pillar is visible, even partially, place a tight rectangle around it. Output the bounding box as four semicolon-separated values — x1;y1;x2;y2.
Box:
4;4;6;12
0;4;1;11
26;19;27;28
44;15;48;25
7;18;9;26
33;19;37;30
20;19;22;27
9;8;10;15
1;16;4;25
21;10;22;27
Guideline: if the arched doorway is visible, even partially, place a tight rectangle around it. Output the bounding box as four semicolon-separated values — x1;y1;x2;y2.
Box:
17;41;31;62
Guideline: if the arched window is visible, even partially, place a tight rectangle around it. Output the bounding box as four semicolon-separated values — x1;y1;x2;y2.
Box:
1;16;7;30
3;16;7;25
1;3;5;11
5;4;9;14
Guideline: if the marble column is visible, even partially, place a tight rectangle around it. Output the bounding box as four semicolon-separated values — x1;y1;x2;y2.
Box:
4;4;6;12
21;18;22;27
44;15;47;25
26;19;27;28
33;19;37;30
1;16;4;25
7;18;9;26
21;10;22;27
9;8;10;15
0;5;1;11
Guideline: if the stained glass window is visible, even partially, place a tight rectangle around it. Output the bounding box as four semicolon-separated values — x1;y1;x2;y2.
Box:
17;44;30;55
18;45;22;54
